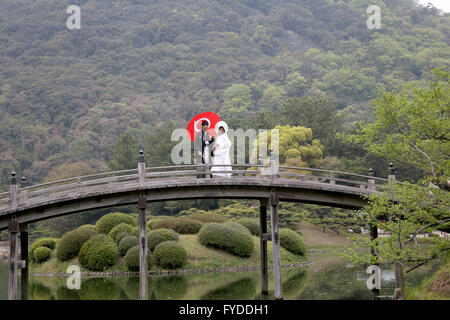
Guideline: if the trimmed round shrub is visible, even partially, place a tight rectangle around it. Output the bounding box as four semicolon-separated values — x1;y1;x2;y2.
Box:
56;225;97;261
151;217;202;234
124;246;152;271
30;238;58;262
131;226;139;237
153;241;187;269
78;234;118;271
148;228;179;252
238;218;260;236
115;231;131;245
198;222;254;257
279;228;306;256
95;212;136;234
118;236;139;256
108;223;134;243
33;246;52;263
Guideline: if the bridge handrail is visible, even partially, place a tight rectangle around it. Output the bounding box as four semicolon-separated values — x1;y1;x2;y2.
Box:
277;166;390;182
1;164;394;207
19;168;139;192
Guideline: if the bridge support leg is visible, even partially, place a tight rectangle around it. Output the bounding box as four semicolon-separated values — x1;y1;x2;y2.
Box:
8;217;19;300
269;190;283;300
20;224;29;300
138;193;148;300
369;223;379;300
259;199;268;296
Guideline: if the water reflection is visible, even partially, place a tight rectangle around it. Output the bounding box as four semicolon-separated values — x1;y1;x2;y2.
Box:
201;277;256;300
0;254;442;300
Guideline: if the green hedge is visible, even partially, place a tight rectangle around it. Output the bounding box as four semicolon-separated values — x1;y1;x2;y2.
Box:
95;212;136;234
180;210;227;223
124;246;152;271
148;228;179;252
118;236;139;256
78;235;118;271
151;217;202;234
56;225;97;261
30;238;58;263
237;218;260;236
33;247;52;263
153;241;187;269
198;222;254;257
108;223;134;243
115;231;131;245
279;228;306;256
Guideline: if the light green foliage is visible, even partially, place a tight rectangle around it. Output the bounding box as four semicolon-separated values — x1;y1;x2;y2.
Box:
351;69;449;187
252;125;324;167
56;225;97;261
221;84;255;121
29;238;58;263
124;246;152;271
148;228;179;252
342;181;450;296
118;236;139;256
198;222;254;257
108;223;134;243
153;241;187;269
33;247;52;263
279;228;307;256
78;235;118;271
95;212;136;234
237;218;260;236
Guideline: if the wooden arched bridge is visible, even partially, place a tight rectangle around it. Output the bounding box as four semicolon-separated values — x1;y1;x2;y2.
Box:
1;155;396;300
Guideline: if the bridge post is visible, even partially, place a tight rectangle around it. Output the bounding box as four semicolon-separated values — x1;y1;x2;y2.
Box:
20;223;29;300
368;168;380;299
269;189;283;300
20;176;28;203
138;146;148;300
8;172;19;300
259;198;269;295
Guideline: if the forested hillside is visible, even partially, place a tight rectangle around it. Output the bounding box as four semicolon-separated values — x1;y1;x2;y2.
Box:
0;0;449;188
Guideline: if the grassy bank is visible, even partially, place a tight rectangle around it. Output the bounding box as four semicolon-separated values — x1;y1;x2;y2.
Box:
406;256;450;300
30;234;307;274
296;222;353;249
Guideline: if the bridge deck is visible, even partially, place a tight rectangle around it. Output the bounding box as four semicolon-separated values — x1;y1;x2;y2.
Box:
0;165;390;231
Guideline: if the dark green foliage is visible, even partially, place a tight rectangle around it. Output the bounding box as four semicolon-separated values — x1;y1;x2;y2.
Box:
153;241;187;269
33;247;52;263
151;217;202;234
78;235;118;271
108;223;134;243
148;228;179;252
118;236;139;256
198;222;254;257
279;228;306;256
95;212;136;234
29;238;58;263
56;225;97;261
237;218;260;236
124;246;152;271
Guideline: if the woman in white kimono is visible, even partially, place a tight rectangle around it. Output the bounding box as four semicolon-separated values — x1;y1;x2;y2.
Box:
211;121;232;178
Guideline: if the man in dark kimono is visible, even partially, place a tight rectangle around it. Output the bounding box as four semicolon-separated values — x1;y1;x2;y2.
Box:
194;120;214;178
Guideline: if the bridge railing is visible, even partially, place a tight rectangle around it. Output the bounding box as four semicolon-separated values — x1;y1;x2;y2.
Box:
0;164;393;212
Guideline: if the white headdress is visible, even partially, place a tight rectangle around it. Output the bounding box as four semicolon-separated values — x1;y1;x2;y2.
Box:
215;121;228;135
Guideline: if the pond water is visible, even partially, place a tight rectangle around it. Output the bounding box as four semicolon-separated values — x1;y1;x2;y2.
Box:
0;252;440;300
